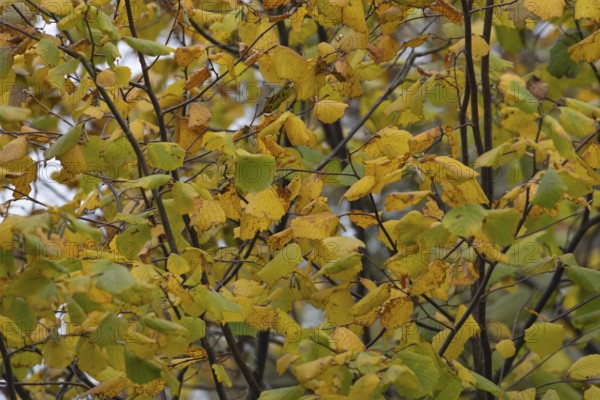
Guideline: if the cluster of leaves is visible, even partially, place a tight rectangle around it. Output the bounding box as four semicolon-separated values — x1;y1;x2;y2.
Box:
0;0;600;398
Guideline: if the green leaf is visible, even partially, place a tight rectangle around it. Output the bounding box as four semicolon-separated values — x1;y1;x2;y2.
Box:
532;169;567;208
125;350;162;384
257;386;305;400
92;260;137;294
45;127;81;160
471;372;509;400
234;151;276;193
193;286;242;320
0;106;31;123
37;38;60;66
482;209;520;247
122;174;171;190
394;349;439;397
167;253;191;275
115;224;151;260
123;36;174;56
442;204;486;238
178;317;206;341
141;317;188;334
91;7;121;40
566;265;600;292
63;213;102;243
91;313;129;346
147;142;186;171
0;47;13;77
543;116;576;160
559;107;597;138
227;322;257;337
256;243;302;285
489;54;513;71
565;98;600;120
314;252;362;278
43;337;74;369
548;33;580;78
172;182;198;214
503;79;538;113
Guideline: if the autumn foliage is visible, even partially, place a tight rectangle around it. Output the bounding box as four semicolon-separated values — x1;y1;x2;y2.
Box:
1;0;600;399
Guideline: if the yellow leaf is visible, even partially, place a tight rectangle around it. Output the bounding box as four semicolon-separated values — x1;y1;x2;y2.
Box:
524;0;564;20
331;327;365;352
568;354;600;380
495;339;516;359
569;29;600;63
188;103;212;128
97;69;116;88
312;236;365;265
447;35;489;59
314;100;348;123
43;338;75;369
585;386;600;400
583;143;600;168
246;306;277;331
212;364;233;387
350;284;390;316
385;191;431;212
430;0;463;25
364;126;412;157
185;67;211;89
409;259;449;300
472;34;490;57
209;52;236;80
508;388;536;400
348;210;380;228
408;126;442;153
380;296;414;329
342;0;368;33
291;212;339;240
348;373;380;399
273;309;302;339
441;180;489;207
78;377;128;399
276;353;300;375
500;107;539;138
419;155;479;183
575;0;600;21
284;114;317;147
191;198;226;232
541;389;560;400
244;188;286;220
0;136;28;164
343;175;376;201
175;45;205;67
369;35;400;63
432;304;480;360
524;322;564;358
232;279;266;298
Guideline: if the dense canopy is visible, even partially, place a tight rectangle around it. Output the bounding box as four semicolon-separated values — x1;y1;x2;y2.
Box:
0;0;600;399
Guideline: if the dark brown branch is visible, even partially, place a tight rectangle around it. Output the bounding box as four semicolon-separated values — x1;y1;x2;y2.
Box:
0;334;17;400
222;324;262;398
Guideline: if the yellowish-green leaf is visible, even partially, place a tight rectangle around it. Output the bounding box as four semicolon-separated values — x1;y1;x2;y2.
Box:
212;364;233;387
568;354;600;379
524;322;564;358
123;36;174;56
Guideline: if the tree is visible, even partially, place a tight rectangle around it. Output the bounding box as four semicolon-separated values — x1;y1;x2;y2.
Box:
0;0;599;398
